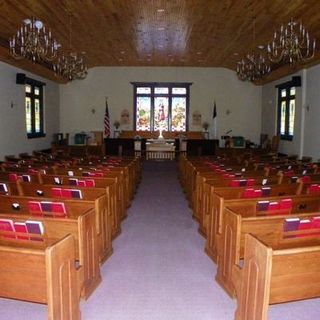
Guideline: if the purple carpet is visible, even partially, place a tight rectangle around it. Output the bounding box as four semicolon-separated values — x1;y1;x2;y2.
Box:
0;161;319;319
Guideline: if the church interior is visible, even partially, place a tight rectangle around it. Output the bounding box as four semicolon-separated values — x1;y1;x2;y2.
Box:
0;1;320;319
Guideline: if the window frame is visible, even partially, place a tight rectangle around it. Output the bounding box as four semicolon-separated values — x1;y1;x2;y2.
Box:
277;83;296;141
131;82;192;132
24;78;45;139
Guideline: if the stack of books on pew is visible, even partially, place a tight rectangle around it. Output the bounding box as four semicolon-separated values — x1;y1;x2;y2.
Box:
256;198;293;213
284;216;320;238
51;188;82;199
28;200;67;217
0;218;44;241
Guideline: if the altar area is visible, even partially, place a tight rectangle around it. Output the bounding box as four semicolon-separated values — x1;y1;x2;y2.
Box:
145;138;175;160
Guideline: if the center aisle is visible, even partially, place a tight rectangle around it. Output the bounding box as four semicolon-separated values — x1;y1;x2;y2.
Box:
82;161;235;320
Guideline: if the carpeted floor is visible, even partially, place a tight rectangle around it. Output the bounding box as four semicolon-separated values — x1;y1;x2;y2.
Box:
0;160;319;319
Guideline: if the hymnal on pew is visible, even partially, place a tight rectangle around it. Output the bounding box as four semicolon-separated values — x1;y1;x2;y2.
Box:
0;219;15;238
0;183;8;193
13;222;29;240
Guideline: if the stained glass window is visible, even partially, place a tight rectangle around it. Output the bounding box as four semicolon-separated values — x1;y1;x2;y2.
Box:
35;99;41;133
289;99;295;136
154;97;169;131
25;97;32;134
278;84;296;140
137;87;151;94
280;101;286;135
172;88;187;95
136;97;151;131
154;87;169;94
24;79;45;138
133;82;191;132
171;97;187;131
25;85;32;93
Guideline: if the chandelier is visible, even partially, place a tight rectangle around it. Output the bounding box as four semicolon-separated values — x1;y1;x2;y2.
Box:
236;16;270;81
54;52;87;81
267;19;316;64
9;18;60;62
237;51;270;81
53;14;88;81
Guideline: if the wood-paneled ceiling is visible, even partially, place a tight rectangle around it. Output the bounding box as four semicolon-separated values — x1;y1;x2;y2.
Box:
1;0;320;84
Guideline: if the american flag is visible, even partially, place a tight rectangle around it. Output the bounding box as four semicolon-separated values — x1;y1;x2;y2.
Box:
104;98;110;137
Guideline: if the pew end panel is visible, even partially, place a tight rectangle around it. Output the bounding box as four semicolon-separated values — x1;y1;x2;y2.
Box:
0;235;81;320
235;234;320;320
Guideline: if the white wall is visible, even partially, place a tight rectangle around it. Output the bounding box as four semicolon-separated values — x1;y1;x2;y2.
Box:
261;70;303;157
60;67;262;144
0;61;60;160
304;64;320;161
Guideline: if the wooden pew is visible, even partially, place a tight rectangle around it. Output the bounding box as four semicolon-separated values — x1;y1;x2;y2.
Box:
197;173;281;236
52;167;128;220
0;195;101;299
204;181;300;262
14;181;113;263
215;195;320;297
0;233;80;319
235;233;320;320
39;174;120;239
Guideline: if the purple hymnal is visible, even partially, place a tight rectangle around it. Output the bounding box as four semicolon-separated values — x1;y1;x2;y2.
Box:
25;220;44;241
0;183;8;193
257;201;269;211
40;201;52;212
261;187;271;197
283;218;300;232
71;189;82;199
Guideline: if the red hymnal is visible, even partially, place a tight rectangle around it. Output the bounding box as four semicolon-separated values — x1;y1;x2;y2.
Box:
8;173;18;182
51;188;62;197
230;180;240;187
268;201;280;211
253;189;262;197
51;202;67;216
0;219;15;238
77;180;86;187
28;201;42;213
243;188;255;198
311;216;320;229
247;179;255;187
279;199;293;210
301;176;311;183
309;184;320;194
298;219;312;237
85;179;95;187
61;189;72;198
13;222;29;240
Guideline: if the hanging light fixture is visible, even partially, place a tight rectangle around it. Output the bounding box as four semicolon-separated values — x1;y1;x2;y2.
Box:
236;16;270;81
267;19;316;64
236;52;270;81
53;14;87;81
10;17;61;62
